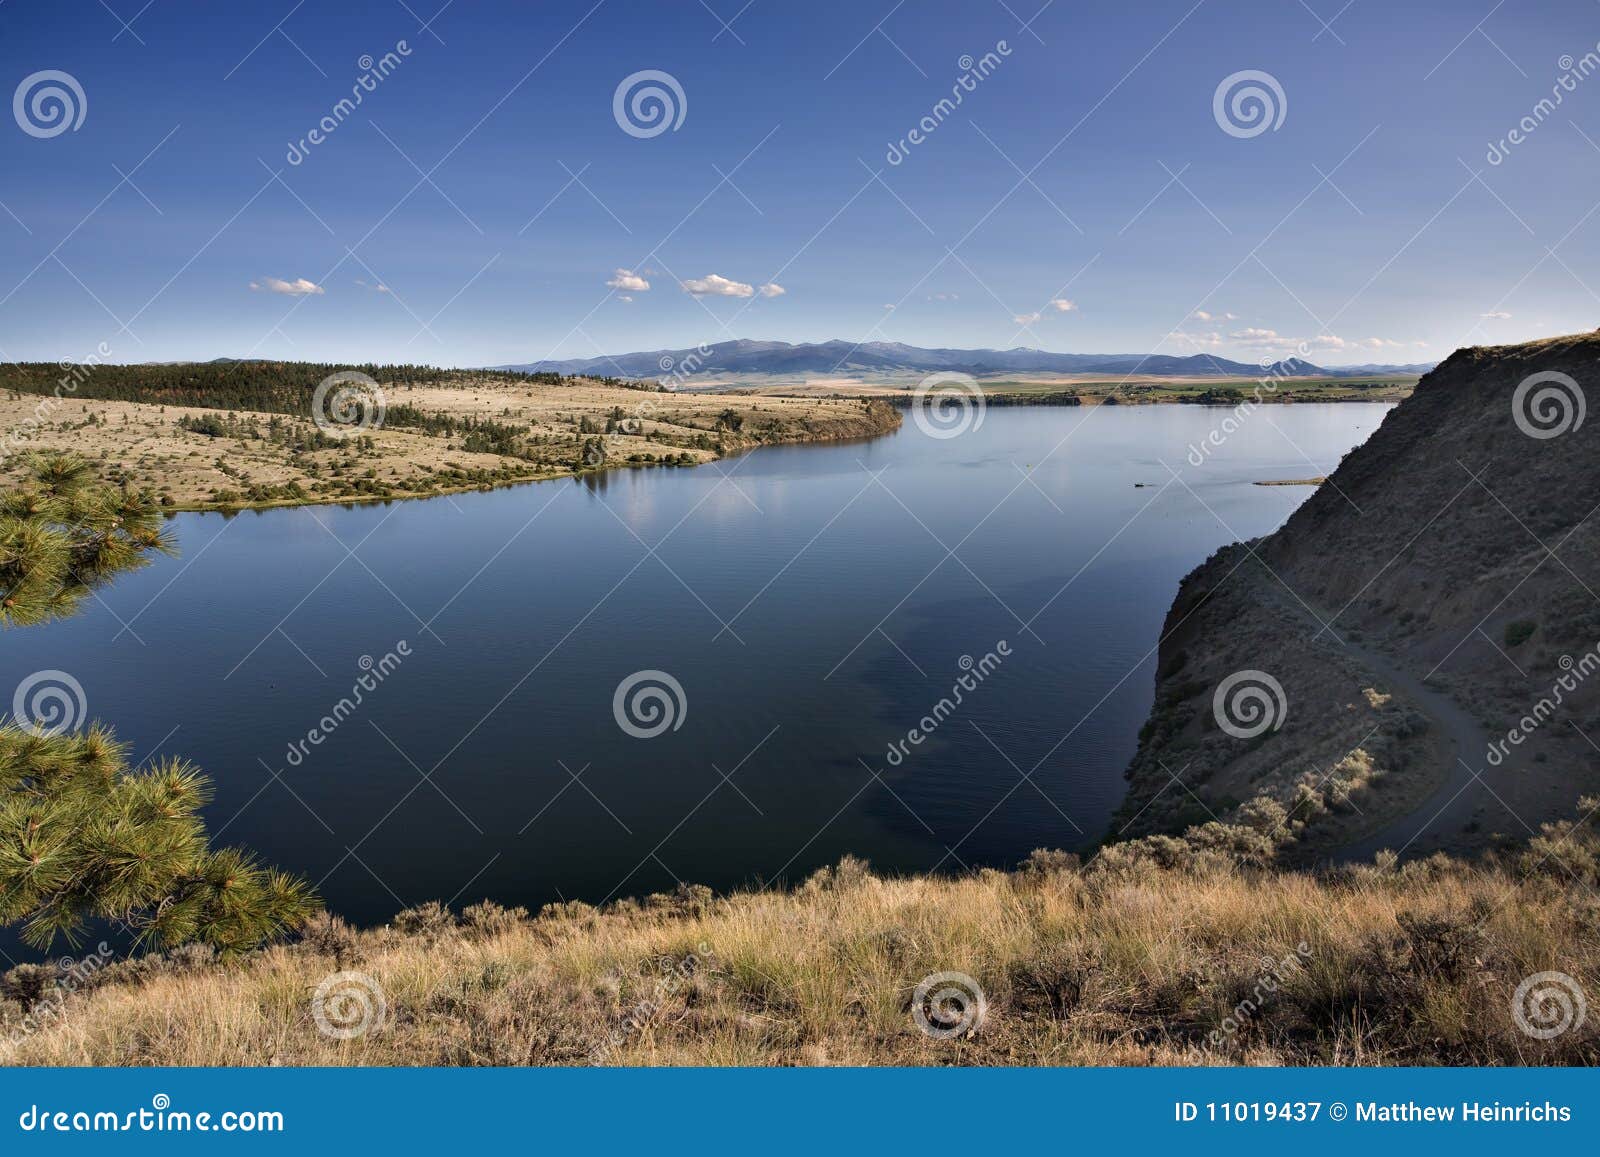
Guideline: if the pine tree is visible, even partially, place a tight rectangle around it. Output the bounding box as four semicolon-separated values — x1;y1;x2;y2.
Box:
0;724;320;954
1;452;173;627
1;454;319;954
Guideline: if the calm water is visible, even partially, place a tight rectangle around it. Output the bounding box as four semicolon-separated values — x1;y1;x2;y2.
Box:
2;404;1389;934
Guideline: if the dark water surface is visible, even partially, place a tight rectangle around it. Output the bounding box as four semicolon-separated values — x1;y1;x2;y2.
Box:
2;404;1390;932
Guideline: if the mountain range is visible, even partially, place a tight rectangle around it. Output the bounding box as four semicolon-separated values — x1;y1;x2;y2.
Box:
494;339;1434;381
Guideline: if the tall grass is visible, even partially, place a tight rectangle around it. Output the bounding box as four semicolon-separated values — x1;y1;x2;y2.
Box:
4;832;1596;1066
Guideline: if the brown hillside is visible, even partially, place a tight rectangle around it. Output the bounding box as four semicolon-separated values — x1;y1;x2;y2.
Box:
1117;332;1600;859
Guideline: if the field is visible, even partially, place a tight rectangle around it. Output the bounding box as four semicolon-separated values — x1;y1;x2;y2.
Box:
737;373;1418;403
0;372;899;511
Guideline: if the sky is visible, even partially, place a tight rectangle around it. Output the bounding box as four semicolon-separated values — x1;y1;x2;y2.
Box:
1;0;1598;368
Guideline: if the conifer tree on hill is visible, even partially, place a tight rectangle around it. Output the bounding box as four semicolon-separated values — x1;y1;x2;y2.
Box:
1;453;319;955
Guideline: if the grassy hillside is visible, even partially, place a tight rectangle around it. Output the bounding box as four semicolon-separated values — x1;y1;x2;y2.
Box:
4;808;1597;1066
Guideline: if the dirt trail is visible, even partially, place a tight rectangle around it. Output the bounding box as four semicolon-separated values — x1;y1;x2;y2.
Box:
1322;632;1499;862
1274;593;1502;862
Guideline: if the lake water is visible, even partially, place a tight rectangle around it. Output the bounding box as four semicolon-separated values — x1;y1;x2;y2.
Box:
1;403;1390;936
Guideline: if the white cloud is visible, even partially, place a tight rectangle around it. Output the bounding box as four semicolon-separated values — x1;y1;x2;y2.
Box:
1166;330;1224;350
882;303;896;311
618;295;634;303
1013;311;1041;325
1228;328;1414;355
927;292;959;302
1046;298;1077;313
681;274;755;298
354;279;391;294
1481;310;1512;319
251;277;324;296
1192;309;1238;322
758;282;785;298
606;268;650;292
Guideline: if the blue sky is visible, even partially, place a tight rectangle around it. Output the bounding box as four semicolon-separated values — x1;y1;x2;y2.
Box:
1;0;1597;367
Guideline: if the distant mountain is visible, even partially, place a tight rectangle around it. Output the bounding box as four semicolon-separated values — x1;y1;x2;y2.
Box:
494;339;1432;381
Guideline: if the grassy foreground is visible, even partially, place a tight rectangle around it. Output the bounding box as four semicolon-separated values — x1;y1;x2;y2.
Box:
5;809;1596;1066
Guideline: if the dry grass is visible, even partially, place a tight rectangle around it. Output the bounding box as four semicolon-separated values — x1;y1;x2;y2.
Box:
0;380;898;510
4;834;1596;1067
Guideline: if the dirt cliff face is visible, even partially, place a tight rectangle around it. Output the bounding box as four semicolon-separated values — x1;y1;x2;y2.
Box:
1116;332;1600;859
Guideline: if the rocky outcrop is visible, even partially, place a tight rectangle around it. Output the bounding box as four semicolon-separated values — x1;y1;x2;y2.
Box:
1115;332;1600;859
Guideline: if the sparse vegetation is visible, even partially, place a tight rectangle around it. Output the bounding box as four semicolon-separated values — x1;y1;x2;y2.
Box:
4;801;1597;1065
